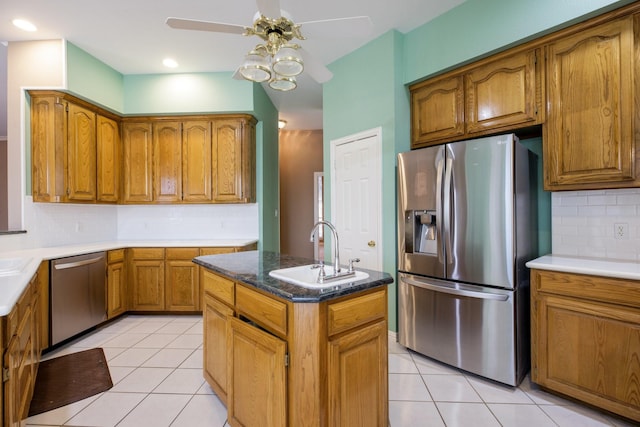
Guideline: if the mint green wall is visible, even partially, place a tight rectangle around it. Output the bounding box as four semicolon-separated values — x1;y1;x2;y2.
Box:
324;0;633;332
403;0;634;84
66;42;124;112
251;84;280;252
62;45;279;250
324;31;407;331
123;73;253;114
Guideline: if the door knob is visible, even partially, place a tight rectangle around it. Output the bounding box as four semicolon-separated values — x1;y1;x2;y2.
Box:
368;240;376;247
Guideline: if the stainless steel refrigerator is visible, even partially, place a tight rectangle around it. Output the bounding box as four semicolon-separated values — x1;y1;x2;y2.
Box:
397;133;537;386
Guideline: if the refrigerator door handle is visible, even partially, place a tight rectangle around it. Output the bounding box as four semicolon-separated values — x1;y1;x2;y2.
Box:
435;152;444;262
442;156;454;265
402;276;509;301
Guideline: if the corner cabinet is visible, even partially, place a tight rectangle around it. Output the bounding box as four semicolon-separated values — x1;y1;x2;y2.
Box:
30;91;257;205
544;14;640;190
30;92;121;204
202;269;388;427
410;47;543;147
531;269;640;422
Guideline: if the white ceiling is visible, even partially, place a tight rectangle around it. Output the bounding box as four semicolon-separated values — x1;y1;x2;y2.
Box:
0;0;464;130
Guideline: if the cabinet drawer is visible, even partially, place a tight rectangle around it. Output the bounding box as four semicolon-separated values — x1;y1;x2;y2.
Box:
328;289;387;336
108;249;125;263
533;269;640;309
202;270;235;306
130;248;165;259
166;247;199;260
200;247;236;256
236;284;288;338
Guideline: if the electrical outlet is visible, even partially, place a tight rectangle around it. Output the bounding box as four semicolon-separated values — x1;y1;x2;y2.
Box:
614;223;629;240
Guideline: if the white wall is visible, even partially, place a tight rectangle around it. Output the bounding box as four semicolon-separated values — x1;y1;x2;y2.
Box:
552;188;640;260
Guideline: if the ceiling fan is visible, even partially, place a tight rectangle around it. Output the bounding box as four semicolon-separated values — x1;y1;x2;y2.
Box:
166;0;372;91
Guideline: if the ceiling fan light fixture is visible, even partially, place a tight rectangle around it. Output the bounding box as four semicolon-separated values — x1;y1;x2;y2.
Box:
239;50;272;82
269;75;297;91
272;46;304;77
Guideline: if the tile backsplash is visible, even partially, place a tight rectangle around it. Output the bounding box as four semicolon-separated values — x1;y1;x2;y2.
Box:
552;188;640;261
0;197;259;252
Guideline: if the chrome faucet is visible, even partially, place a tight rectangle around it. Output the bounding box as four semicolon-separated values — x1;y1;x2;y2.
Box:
309;220;341;273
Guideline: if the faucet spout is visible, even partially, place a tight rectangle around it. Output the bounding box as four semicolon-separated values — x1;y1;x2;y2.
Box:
309;220;341;273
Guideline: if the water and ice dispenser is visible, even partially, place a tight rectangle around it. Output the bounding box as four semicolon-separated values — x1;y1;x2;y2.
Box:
404;210;437;255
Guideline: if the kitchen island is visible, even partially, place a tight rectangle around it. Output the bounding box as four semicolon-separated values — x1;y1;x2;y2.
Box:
194;251;394;427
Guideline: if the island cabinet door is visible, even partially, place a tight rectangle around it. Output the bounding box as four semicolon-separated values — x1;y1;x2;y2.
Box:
327;319;388;427
203;293;233;403
227;316;287;427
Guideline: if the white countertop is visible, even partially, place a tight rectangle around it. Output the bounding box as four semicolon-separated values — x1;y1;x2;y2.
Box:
0;239;257;316
526;254;640;281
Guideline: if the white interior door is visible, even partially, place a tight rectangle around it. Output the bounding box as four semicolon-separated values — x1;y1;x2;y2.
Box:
330;128;382;271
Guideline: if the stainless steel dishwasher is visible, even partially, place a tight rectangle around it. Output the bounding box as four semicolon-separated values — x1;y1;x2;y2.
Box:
51;251;107;345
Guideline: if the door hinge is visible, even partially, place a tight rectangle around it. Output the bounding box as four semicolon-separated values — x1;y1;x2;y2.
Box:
3;367;9;382
284;353;289;367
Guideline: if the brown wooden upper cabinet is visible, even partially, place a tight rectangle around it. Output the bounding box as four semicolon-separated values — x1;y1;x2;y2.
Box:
213;118;256;203
122;121;154;203
122;116;254;204
544;14;640;190
31;91;256;205
30;92;121;203
410;48;543;148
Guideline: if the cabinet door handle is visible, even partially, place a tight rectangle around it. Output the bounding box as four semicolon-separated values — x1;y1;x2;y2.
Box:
368;240;376;247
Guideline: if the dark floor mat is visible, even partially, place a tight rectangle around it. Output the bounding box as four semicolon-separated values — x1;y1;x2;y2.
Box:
28;347;113;417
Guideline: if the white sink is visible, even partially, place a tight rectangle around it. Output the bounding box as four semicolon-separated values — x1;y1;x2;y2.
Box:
0;257;31;277
269;264;369;289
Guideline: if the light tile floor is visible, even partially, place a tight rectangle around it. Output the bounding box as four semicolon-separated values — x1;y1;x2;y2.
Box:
25;314;637;427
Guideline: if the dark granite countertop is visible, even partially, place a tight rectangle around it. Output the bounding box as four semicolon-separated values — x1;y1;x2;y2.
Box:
193;250;394;302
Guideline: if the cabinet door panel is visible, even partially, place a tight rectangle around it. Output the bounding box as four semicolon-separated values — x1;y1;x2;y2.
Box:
183;120;212;202
466;49;541;133
31;96;66;202
166;260;199;311
227;316;286;427
107;261;126;318
130;260;165;310
97;115;120;202
203;294;233;403
535;294;640;419
212;119;243;202
411;75;464;147
67;103;97;201
328;319;388;427
123;122;153;203
545;16;637;188
153;122;183;202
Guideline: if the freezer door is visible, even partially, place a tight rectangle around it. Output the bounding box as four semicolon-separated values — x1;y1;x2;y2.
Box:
397;146;445;278
444;134;516;288
398;273;528;386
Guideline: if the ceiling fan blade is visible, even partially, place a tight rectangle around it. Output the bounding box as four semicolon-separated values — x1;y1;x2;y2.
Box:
166;17;246;35
299;16;373;39
256;0;281;18
299;48;333;84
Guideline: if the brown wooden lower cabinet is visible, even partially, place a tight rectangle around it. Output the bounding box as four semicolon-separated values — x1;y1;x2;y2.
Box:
2;269;41;427
531;269;640;422
202;269;388;427
107;249;127;318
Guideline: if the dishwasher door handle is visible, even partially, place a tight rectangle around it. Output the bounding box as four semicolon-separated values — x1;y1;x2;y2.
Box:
53;255;105;270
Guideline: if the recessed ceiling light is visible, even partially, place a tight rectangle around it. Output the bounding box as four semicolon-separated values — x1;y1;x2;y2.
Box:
163;58;178;68
12;19;37;32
